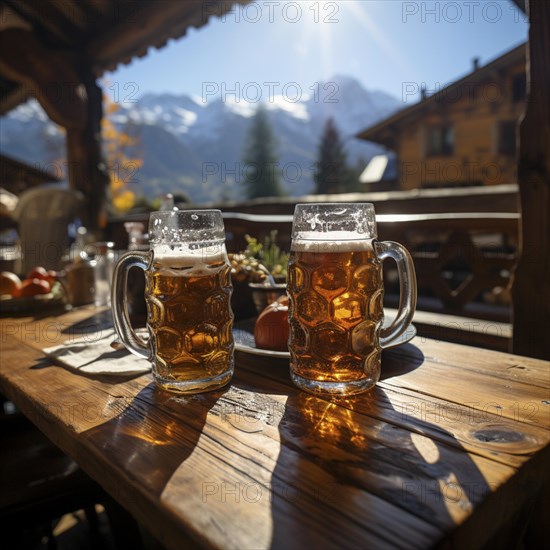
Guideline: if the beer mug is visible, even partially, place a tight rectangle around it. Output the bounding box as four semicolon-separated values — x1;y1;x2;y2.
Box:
288;203;417;396
112;210;234;393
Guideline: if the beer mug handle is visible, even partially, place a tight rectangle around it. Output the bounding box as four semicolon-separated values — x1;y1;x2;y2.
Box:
376;241;417;348
111;251;153;360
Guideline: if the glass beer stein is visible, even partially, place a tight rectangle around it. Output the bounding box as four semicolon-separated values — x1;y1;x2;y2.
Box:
288;203;417;396
112;210;234;393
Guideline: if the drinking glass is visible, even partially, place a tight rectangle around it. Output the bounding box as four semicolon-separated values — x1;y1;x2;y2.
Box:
288;203;416;396
90;241;115;306
112;210;234;393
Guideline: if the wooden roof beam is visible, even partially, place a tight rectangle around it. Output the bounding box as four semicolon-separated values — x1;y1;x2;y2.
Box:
88;0;247;73
86;0;112;17
0;28;87;128
48;0;90;31
0;83;30;115
4;0;82;45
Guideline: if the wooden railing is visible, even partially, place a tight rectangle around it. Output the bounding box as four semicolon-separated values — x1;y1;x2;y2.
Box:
377;213;518;319
204;183;519;215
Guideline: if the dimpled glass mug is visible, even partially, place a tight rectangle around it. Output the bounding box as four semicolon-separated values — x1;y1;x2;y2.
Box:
287;203;417;396
112;210;234;393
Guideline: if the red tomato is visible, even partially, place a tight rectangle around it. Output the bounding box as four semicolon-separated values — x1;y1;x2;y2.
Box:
46;270;57;286
19;278;51;297
254;300;289;351
27;266;49;281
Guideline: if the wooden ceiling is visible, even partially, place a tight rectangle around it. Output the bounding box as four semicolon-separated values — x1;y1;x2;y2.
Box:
0;0;249;114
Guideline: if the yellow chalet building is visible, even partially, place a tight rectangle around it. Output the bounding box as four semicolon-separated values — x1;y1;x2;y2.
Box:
357;43;526;190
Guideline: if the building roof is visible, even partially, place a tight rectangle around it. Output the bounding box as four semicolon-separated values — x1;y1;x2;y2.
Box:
0;0;249;114
356;42;526;147
359;154;396;184
0;153;61;191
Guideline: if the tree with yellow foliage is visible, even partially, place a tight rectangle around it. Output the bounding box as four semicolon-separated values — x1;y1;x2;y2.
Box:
102;96;142;214
41;91;143;215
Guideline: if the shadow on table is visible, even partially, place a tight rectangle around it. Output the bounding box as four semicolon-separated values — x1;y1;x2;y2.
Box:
80;382;227;498
28;307;147;382
28;308;224;501
380;342;425;380
60;308;115;336
238;344;492;548
29;356;147;385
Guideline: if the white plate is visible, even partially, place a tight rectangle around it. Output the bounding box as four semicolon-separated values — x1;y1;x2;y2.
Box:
233;318;417;359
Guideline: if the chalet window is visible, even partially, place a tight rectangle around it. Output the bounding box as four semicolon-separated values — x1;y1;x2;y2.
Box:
427;126;454;156
499;121;517;155
512;73;526;103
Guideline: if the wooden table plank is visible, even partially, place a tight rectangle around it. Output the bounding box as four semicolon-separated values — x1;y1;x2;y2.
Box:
406;339;550;389
236;357;549;469
1;309;549;549
360;339;550;430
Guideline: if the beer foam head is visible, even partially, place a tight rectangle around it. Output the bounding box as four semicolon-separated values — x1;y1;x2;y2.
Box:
291;233;372;253
148;209;227;268
153;242;227;267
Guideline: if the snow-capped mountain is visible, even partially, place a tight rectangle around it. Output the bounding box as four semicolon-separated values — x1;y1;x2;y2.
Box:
0;76;400;203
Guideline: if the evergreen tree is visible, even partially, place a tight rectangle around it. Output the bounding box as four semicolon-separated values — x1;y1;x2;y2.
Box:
242;106;284;199
314;117;351;194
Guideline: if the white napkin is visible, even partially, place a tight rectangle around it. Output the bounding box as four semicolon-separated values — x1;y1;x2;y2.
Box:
44;329;151;376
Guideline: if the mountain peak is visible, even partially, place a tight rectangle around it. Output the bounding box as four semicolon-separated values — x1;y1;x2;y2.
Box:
327;74;363;88
1;75;401;203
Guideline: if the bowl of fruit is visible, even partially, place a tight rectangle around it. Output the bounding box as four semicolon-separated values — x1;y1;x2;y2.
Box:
0;266;67;314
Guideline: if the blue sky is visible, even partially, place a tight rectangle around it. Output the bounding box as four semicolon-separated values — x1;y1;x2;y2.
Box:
105;1;528;105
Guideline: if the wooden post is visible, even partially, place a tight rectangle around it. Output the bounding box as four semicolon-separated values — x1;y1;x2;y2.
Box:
0;28;108;233
511;0;550;360
66;68;109;233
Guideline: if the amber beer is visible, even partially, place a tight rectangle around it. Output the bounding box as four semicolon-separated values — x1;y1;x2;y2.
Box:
145;254;234;389
288;240;383;391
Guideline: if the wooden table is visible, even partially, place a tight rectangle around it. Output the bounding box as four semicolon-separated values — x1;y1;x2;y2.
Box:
0;306;548;549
